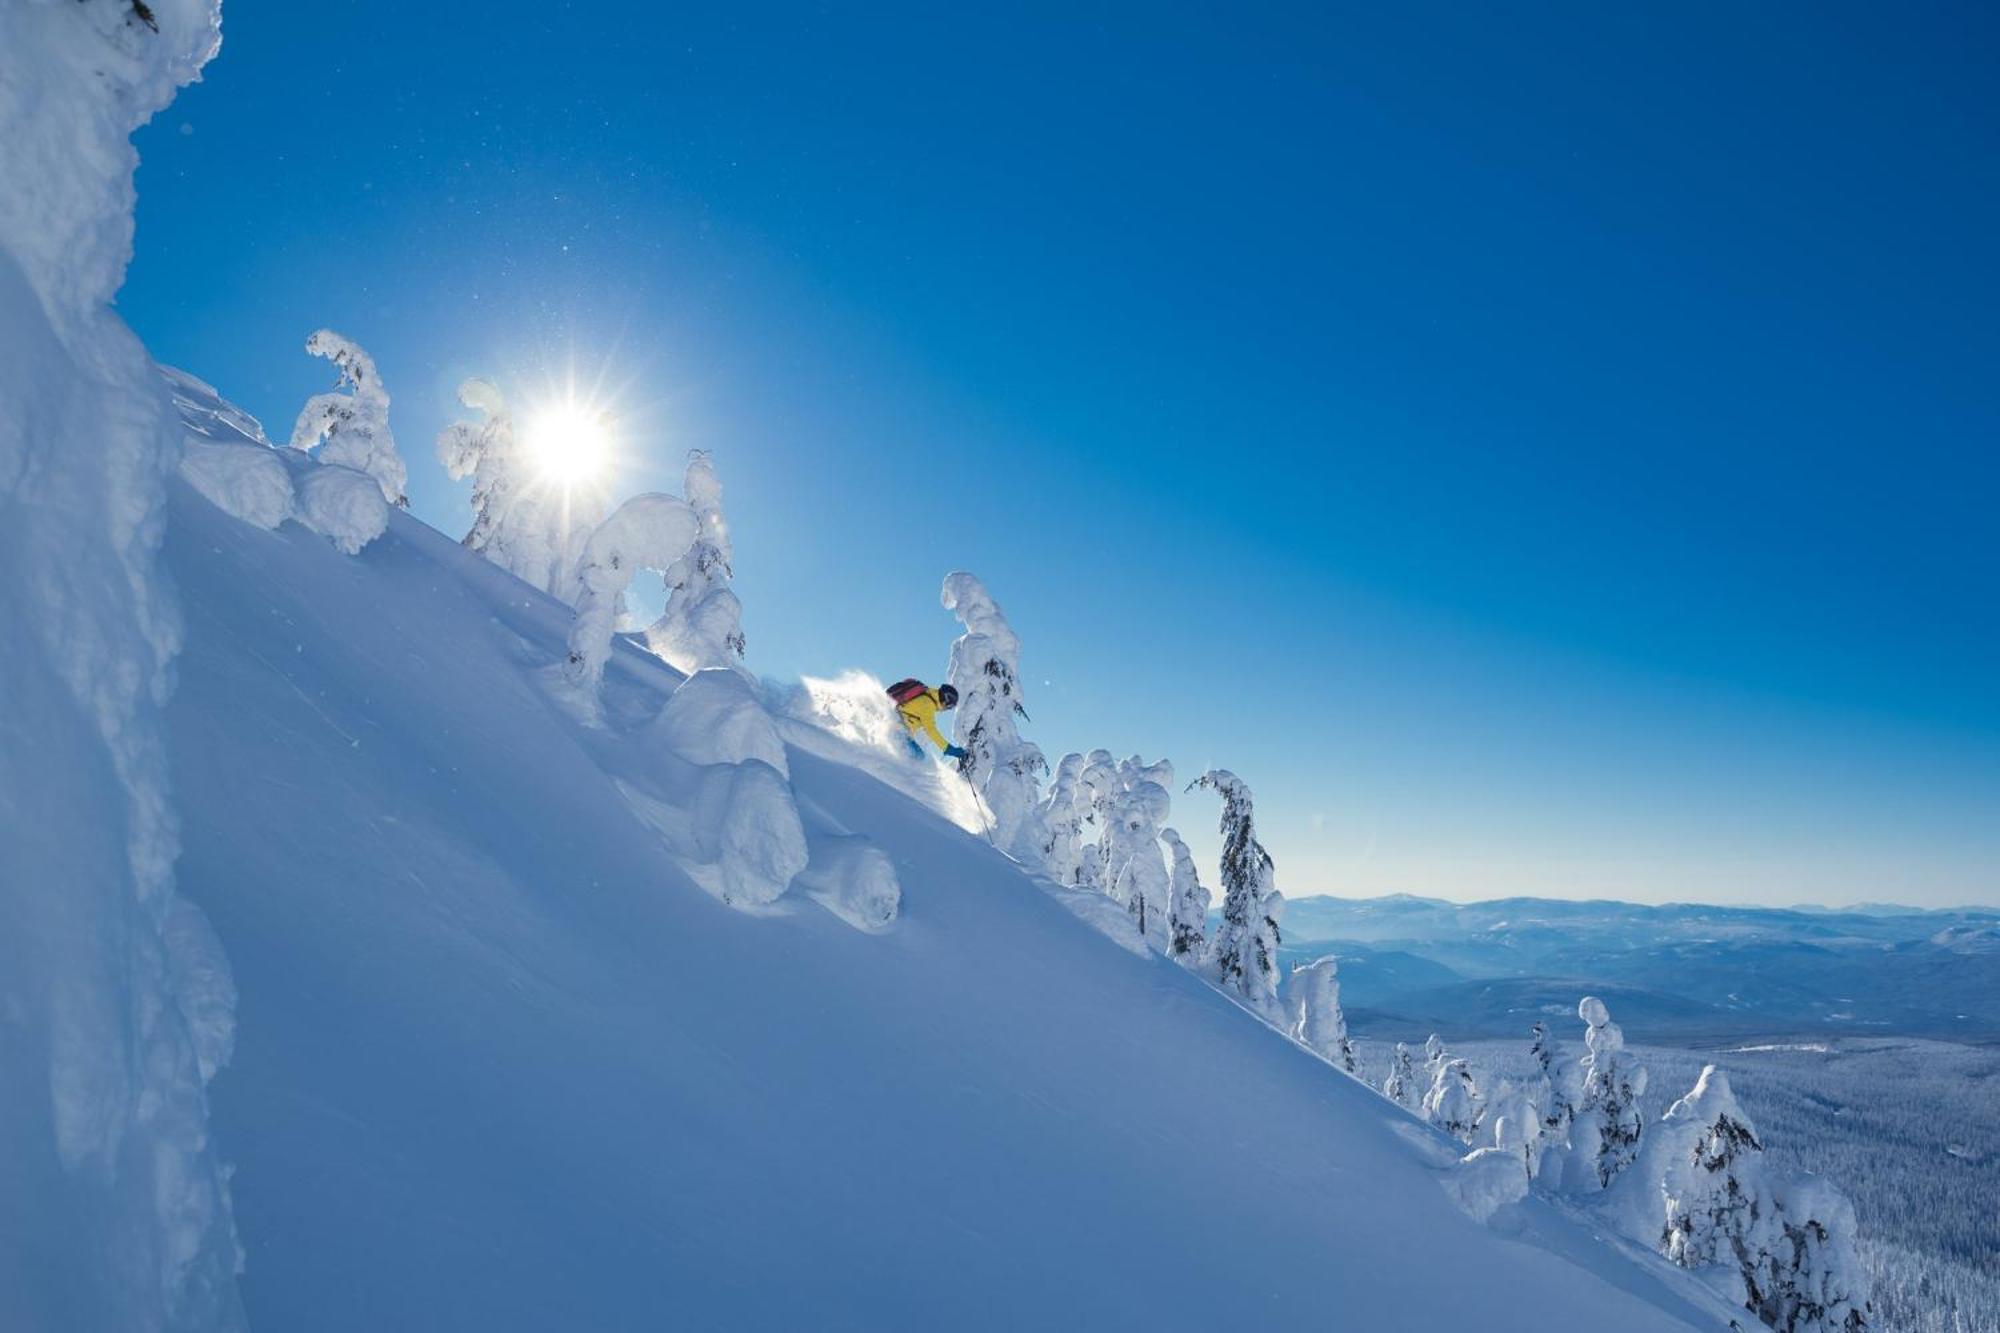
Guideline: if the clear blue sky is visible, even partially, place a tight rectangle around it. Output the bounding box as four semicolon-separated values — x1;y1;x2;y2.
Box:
122;3;1998;907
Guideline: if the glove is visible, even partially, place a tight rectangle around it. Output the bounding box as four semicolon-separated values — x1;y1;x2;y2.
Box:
905;738;925;759
943;745;969;761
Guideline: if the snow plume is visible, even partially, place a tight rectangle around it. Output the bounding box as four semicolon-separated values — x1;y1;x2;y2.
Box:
289;329;407;507
786;669;906;755
775;670;986;837
1284;955;1356;1072
1160;826;1208;962
1619;1066;1870;1333
0;0;244;1326
1566;995;1648;1192
562;492;699;699
940;572;1046;859
1190;769;1284;1019
647;450;746;674
1099;756;1174;945
1383;1042;1422;1111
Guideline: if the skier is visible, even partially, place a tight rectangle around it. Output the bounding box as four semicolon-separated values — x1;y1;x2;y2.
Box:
885;678;969;762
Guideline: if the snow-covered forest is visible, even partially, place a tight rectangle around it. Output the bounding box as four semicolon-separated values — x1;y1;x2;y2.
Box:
1351;1035;1999;1333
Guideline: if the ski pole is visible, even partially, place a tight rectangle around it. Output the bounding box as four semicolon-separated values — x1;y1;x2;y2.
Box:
959;767;997;847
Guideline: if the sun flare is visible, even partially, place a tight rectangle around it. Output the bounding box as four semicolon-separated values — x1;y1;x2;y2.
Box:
522;402;612;486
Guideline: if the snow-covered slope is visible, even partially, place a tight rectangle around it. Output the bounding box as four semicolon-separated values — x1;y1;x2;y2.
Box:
152;385;1739;1331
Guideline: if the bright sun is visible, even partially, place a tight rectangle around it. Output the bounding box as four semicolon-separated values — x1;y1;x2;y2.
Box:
523;403;612;485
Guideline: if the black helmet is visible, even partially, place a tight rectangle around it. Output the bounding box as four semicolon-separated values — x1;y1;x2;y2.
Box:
936;683;960;708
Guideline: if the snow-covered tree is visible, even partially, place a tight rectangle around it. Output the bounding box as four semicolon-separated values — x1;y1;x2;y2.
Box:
1423;1033;1448;1088
644;669;808;910
434;376;567;592
1097;756;1173;943
1035;752;1090;887
1160;827;1208;963
1285;956;1356;1072
647;450;746;674
1383;1042;1421;1111
1650;1067;1776;1293
1635;1065;1870;1333
434;381;604;604
1425;1057;1484;1144
1524;1019;1570;1181
0;2;244;1323
1487;1097;1540;1183
939;572;1046;858
1191;769;1283;1018
563;493;698;697
291;329;407;506
1076;749;1119;894
295;463;388;555
1568;995;1648;1191
1762;1178;1871;1333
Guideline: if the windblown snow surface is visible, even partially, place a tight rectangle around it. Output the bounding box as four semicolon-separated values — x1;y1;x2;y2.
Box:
144;388;1749;1333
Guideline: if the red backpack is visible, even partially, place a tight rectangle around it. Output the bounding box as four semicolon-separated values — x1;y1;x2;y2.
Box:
885;678;930;705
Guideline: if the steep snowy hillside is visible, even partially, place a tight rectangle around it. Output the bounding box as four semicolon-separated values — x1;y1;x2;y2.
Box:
151;380;1739;1331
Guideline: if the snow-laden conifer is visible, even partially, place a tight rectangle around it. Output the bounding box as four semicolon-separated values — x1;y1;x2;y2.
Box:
1425;1056;1484;1144
1528;1021;1570;1135
1191;769;1283;1018
1636;1066;1870;1333
1523;1020;1569;1181
1160;827;1208;963
1651;1067;1776;1295
1101;756;1174;943
1423;1033;1448;1089
1486;1094;1540;1182
1036;752;1089;887
1568;995;1648;1191
939;573;1045;857
435;377;557;589
563;493;699;697
1076;750;1119;894
648;450;746;674
1285;956;1356;1072
1383;1042;1421;1111
291;329;407;506
1762;1178;1871;1333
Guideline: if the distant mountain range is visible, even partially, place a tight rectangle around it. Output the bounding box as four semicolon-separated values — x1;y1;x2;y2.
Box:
1272;895;2000;1042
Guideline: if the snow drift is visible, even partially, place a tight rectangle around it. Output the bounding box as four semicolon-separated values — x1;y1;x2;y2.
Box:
0;3;244;1329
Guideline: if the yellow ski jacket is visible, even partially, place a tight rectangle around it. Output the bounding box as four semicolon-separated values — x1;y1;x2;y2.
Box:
896;688;952;753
